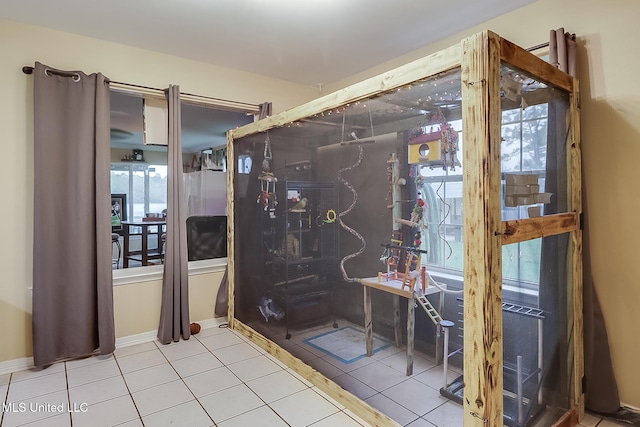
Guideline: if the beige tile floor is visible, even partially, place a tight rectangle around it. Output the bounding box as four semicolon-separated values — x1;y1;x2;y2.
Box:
0;320;613;427
254;319;615;427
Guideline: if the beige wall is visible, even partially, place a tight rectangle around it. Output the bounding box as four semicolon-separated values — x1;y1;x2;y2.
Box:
327;0;640;409
113;280;163;339
112;270;224;339
0;19;317;365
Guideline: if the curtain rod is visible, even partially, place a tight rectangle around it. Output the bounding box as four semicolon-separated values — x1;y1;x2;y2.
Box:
22;65;261;111
527;42;549;52
22;66;82;80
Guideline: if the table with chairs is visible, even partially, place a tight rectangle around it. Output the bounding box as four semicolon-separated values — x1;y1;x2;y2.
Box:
120;220;167;268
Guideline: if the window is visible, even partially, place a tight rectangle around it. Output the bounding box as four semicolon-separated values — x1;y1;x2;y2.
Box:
420;104;549;298
110;88;258;271
501;104;548;287
110;163;167;221
238;154;253;174
419;119;464;271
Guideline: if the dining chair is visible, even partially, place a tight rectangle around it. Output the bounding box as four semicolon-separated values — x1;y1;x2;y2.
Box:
111;233;121;268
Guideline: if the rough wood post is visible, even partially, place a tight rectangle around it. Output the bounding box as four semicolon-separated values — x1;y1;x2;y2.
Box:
226;131;236;328
406;297;415;376
570;78;584;419
364;286;373;356
462;30;504;427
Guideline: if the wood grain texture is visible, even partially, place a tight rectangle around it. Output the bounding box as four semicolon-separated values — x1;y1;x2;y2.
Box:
551;407;579;427
570;79;585;421
229;44;462;140
406;299;415;376
462;30;504;427
499;37;574;93
226;131;236;328
360;278;414;299
501;212;579;245
232;321;401;427
364;286;373;357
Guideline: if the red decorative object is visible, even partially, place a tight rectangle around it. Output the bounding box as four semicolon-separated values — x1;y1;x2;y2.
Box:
190;322;201;335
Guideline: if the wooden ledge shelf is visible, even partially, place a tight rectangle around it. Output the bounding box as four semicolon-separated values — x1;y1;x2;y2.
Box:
501;212;579;245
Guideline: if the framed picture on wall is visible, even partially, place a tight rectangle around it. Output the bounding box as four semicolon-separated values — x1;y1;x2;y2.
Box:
111;194;127;232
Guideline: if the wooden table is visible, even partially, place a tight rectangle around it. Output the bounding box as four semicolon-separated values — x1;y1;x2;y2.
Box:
360;276;444;375
121;220;166;267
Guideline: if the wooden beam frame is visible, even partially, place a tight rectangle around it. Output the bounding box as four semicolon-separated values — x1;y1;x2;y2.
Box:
570;79;584;419
226;37;463;427
501;212;579;245
499;32;584;424
500;37;574;92
226;130;236;329
226;30;583;427
229;44;462;140
551;407;579;427
462;31;504;427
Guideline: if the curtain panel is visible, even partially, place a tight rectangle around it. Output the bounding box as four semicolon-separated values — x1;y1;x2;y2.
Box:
258;102;272;120
158;85;190;344
549;28;577;77
550;28;621;414
32;62;115;366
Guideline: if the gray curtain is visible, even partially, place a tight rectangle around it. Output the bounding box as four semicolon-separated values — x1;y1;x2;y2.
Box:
258;102;272;120
32;62;114;366
158;85;190;344
550;28;622;413
549;28;577;76
549;28;620;414
539;97;571;407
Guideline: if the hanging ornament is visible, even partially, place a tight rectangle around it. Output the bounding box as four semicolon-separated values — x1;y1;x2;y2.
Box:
410;198;425;224
440;123;459;171
261;131;273;174
414;231;422;247
258;131;278;218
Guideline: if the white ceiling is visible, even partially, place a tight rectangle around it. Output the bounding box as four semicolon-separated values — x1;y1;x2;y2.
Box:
1;0;536;87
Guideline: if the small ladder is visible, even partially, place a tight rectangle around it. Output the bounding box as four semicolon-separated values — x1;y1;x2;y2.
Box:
388;231;403;266
416;290;455;390
414;291;443;326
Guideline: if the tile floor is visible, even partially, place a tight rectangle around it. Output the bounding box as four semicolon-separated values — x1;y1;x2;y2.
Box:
0;320;614;427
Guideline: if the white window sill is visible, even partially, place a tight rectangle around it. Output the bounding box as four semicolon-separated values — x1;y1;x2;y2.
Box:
113;257;227;286
426;267;539;299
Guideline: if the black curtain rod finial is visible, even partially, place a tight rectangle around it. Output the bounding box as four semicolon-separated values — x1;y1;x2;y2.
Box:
22;66;34;75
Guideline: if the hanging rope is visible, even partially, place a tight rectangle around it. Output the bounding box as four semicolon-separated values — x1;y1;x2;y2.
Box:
261;131;272;174
337;144;366;283
435;179;453;260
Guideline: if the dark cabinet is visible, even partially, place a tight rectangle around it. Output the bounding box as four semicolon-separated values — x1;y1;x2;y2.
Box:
260;181;339;338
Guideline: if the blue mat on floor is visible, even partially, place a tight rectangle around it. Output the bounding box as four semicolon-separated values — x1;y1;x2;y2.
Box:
303;326;393;364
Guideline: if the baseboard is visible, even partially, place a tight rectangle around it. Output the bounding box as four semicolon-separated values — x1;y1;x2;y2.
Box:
195;317;228;330
115;316;227;348
0;317;228;375
622;402;640;412
0;357;34;376
115;330;159;349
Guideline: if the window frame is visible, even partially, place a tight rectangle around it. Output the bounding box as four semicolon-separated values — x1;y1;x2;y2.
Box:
109;85;259;279
422;102;551;301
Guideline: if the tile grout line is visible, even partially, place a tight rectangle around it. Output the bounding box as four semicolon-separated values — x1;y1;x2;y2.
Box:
112;342;150;427
64;362;73;427
164;335;218;426
190;331;295;427
0;373;10;427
